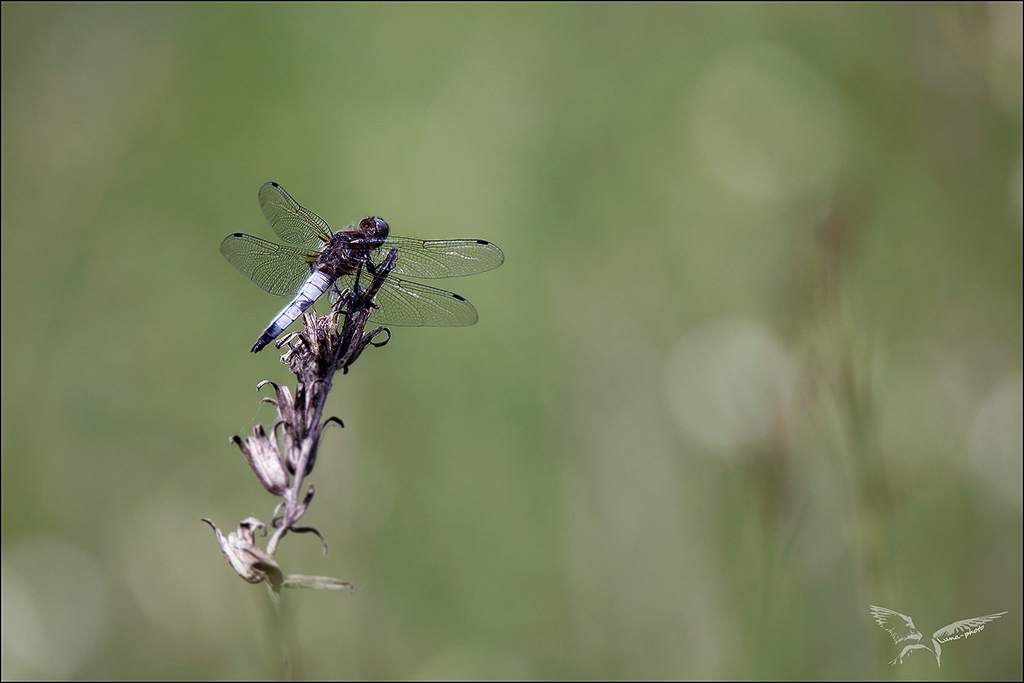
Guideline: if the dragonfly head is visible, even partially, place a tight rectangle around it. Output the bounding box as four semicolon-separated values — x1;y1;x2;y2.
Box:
348;216;389;247
361;217;389;237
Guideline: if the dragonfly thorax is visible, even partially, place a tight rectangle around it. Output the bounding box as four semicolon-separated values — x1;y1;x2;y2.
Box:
312;217;390;279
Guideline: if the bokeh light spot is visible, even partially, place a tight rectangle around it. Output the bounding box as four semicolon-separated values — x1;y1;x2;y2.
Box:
689;42;849;202
968;373;1023;509
1;536;111;679
666;316;795;455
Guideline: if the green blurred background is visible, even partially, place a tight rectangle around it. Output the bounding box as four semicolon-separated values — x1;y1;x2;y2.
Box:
2;3;1021;679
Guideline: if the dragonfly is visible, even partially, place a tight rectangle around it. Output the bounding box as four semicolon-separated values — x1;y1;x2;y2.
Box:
221;182;504;353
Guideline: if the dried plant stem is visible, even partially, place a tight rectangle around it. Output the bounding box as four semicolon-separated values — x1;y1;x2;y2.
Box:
204;249;398;595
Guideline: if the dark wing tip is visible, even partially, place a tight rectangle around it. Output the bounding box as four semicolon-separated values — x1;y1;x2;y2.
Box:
475;239;505;269
219;233;244;257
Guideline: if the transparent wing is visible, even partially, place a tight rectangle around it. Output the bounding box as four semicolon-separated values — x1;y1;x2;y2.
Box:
258;181;333;248
332;271;478;327
369;237;504;279
221;233;318;296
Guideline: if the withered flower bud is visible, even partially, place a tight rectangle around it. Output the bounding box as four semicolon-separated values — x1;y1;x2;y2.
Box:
202;517;283;587
230;425;289;495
